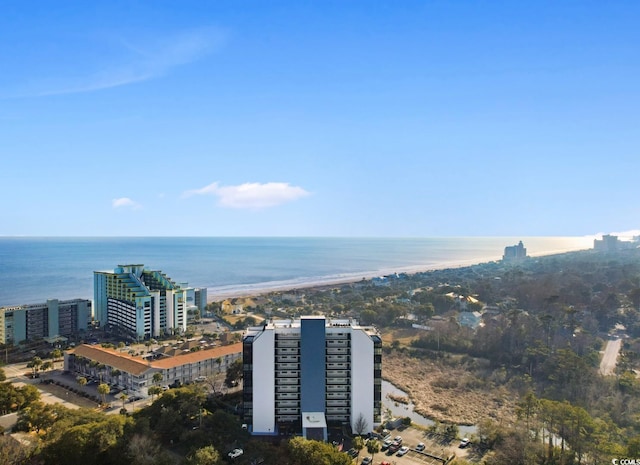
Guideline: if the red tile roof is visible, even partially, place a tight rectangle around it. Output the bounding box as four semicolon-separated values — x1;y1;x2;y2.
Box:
69;342;242;375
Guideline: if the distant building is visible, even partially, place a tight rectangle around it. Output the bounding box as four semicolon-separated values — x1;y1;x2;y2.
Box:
594;234;620;252
64;341;242;395
243;316;382;439
94;264;190;340
503;241;527;261
0;299;91;345
179;284;208;324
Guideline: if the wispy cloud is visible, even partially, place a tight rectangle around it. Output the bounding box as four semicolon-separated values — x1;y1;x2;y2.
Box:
112;197;142;210
5;27;226;98
183;182;310;209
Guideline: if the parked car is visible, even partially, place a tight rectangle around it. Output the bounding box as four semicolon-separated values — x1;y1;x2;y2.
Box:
346;448;359;458
388;442;401;453
228;448;243;459
397;446;410;456
394;436;403;445
416;442;425;451
459;438;470;448
361;458;372;465
381;439;393;451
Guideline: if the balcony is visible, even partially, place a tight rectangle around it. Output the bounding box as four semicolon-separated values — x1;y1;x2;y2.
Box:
326;377;349;385
276;408;300;415
326;384;349;392
276;378;299;385
276;400;299;408
326;347;348;355
276;385;299;393
276;363;299;370
327;399;350;408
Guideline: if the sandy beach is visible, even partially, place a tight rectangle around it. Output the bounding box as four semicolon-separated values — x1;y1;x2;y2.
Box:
205;255;500;302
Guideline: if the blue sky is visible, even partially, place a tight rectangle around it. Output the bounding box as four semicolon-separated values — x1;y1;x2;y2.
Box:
1;1;638;237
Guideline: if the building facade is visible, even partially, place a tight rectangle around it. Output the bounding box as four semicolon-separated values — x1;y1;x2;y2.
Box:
503;241;527;261
65;341;242;395
243;316;382;439
0;299;91;345
94;264;190;339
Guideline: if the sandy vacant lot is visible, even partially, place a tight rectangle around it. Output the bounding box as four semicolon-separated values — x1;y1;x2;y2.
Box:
383;351;517;426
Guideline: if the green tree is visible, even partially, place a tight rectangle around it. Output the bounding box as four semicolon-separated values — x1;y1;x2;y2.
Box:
366;438;380;463
51;348;63;369
148;385;162;401
27;356;43;378
41;414;131;465
352;435;365;457
119;393;128;411
152;372;163;386
185;445;222;465
225;359;243;387
287;437;352;465
40;360;53;376
15;401;57;432
97;383;110;405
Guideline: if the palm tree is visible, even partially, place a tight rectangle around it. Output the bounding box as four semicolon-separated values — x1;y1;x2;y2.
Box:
119;392;128;411
97;383;110;406
352;436;365;459
111;369;121;387
77;376;87;387
96;363;106;382
51;348;62;369
366;438;380;463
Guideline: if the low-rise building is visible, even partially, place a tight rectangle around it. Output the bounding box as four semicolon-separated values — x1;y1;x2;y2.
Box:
64;341;242;395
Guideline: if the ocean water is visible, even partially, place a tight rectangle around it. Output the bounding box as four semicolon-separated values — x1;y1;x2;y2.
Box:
0;236;593;307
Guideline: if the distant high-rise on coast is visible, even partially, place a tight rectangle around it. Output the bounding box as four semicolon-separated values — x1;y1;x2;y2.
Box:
94;264;206;340
503;241;527;262
0;298;91;345
243;316;382;439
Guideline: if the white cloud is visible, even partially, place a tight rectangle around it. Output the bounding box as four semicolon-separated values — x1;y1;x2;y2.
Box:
4;27;226;98
112;197;142;210
183;182;310;209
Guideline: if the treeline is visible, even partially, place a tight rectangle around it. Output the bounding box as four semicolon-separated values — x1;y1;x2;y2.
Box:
0;376;353;465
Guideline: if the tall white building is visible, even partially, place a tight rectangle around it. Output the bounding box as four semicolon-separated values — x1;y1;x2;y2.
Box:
243;316;382;440
94;264;188;339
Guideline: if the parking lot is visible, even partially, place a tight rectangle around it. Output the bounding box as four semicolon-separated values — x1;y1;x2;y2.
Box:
357;426;467;465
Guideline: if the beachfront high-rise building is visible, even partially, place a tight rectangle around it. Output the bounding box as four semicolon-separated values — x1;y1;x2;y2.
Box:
94;264;189;340
243;316;382;439
0;299;91;345
503;241;527;262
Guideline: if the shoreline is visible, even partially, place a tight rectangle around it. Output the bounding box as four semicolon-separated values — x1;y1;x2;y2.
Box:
205;247;587;302
205;255;500;302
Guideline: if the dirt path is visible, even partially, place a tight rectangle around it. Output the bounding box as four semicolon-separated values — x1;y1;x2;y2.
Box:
599;338;622;376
